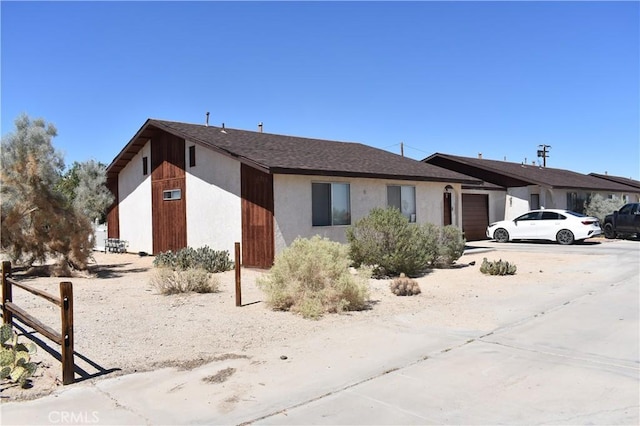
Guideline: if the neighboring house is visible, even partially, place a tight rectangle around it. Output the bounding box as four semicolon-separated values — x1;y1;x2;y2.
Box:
423;153;640;238
589;173;640;203
105;119;479;267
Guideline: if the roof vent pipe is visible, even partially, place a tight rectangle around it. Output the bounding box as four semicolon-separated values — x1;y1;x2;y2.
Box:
258;122;263;133
478;152;482;159
205;112;210;127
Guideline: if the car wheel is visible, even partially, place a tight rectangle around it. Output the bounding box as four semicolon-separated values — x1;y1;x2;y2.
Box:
556;229;575;245
493;228;509;243
603;223;615;239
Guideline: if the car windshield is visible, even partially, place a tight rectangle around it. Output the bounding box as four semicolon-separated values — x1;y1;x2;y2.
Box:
564;211;587;218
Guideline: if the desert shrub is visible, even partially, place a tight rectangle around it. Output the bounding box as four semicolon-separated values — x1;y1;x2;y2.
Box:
153;246;232;273
257;235;370;320
390;273;421;296
480;258;517;276
347;207;430;277
1;324;37;388
347;208;465;276
584;194;626;225
150;267;220;294
434;225;466;267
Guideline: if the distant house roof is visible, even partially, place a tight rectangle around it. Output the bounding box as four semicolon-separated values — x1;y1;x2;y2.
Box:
424;153;639;193
589;173;640;190
107;119;481;185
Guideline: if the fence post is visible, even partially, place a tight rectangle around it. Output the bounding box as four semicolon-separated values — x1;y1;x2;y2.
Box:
235;242;241;307
60;281;74;385
2;261;12;325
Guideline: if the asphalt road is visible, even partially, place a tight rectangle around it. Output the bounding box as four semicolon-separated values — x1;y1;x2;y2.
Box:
2;239;638;425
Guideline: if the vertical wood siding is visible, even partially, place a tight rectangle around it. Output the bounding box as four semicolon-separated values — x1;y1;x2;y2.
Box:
151;131;187;254
241;164;274;268
106;180;119;238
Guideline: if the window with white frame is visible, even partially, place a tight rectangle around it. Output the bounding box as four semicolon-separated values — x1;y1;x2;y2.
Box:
312;182;351;226
163;189;182;201
387;185;416;222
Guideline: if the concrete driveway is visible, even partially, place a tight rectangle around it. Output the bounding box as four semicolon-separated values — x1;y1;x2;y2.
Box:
257;239;639;425
2;240;638;425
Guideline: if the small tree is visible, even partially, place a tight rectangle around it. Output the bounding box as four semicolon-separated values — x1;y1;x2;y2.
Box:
584;194;626;224
57;160;113;223
73;160;114;223
1;114;95;274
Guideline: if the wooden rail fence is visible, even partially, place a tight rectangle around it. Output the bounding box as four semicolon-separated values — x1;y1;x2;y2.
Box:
1;261;75;385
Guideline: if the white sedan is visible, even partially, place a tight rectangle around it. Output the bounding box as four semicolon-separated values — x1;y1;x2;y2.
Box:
486;209;602;245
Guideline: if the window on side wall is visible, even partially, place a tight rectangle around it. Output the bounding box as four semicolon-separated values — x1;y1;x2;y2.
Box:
142;156;148;176
312;182;351;226
387;185;416;222
189;146;196;167
163;189;181;201
566;192;586;214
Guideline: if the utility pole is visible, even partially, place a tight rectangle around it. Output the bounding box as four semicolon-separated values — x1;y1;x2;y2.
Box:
537;144;551;167
400;142;404;157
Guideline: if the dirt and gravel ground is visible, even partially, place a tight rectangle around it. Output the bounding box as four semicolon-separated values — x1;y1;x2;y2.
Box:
0;244;607;402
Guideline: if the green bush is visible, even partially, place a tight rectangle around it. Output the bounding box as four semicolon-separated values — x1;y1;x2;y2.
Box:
150;267;220;294
347;208;465;276
584;193;626;225
1;324;37;388
153;246;232;273
347;207;430;277
480;258;517;276
257;236;370;320
434;225;466;268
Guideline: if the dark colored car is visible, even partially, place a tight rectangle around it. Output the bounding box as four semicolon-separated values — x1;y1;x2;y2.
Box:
603;203;640;239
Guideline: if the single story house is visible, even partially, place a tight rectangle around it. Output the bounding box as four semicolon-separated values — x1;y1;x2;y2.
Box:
105;119;480;267
423;153;640;238
589;173;640;200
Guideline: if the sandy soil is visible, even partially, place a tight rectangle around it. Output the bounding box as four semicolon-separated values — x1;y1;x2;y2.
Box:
0;243;610;402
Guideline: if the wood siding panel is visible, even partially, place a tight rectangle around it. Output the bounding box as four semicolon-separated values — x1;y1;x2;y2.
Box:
151;132;185;181
241;165;274;268
106;180;119;238
151;132;186;254
462;194;489;241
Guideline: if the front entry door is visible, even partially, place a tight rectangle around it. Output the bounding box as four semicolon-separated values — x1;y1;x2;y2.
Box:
443;192;452;226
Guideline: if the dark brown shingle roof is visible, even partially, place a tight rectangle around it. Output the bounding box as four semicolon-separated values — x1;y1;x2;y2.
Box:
589;173;640;190
424;153;639;192
107;119;480;184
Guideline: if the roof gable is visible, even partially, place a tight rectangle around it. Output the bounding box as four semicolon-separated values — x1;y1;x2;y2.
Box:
107;119;481;184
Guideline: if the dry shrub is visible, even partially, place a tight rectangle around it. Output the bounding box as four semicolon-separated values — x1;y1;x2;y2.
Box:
257;236;370;320
151;267;219;295
390;273;421;296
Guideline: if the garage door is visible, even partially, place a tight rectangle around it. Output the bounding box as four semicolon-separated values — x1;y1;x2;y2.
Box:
462;194;489;241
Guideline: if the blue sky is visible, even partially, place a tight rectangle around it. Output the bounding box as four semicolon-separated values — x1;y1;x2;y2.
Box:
2;1;639;179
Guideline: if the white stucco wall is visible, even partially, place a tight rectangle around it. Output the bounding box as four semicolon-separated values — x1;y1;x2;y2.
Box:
185;143;242;254
117;141;153;253
504;186;539;219
273;175;462;254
